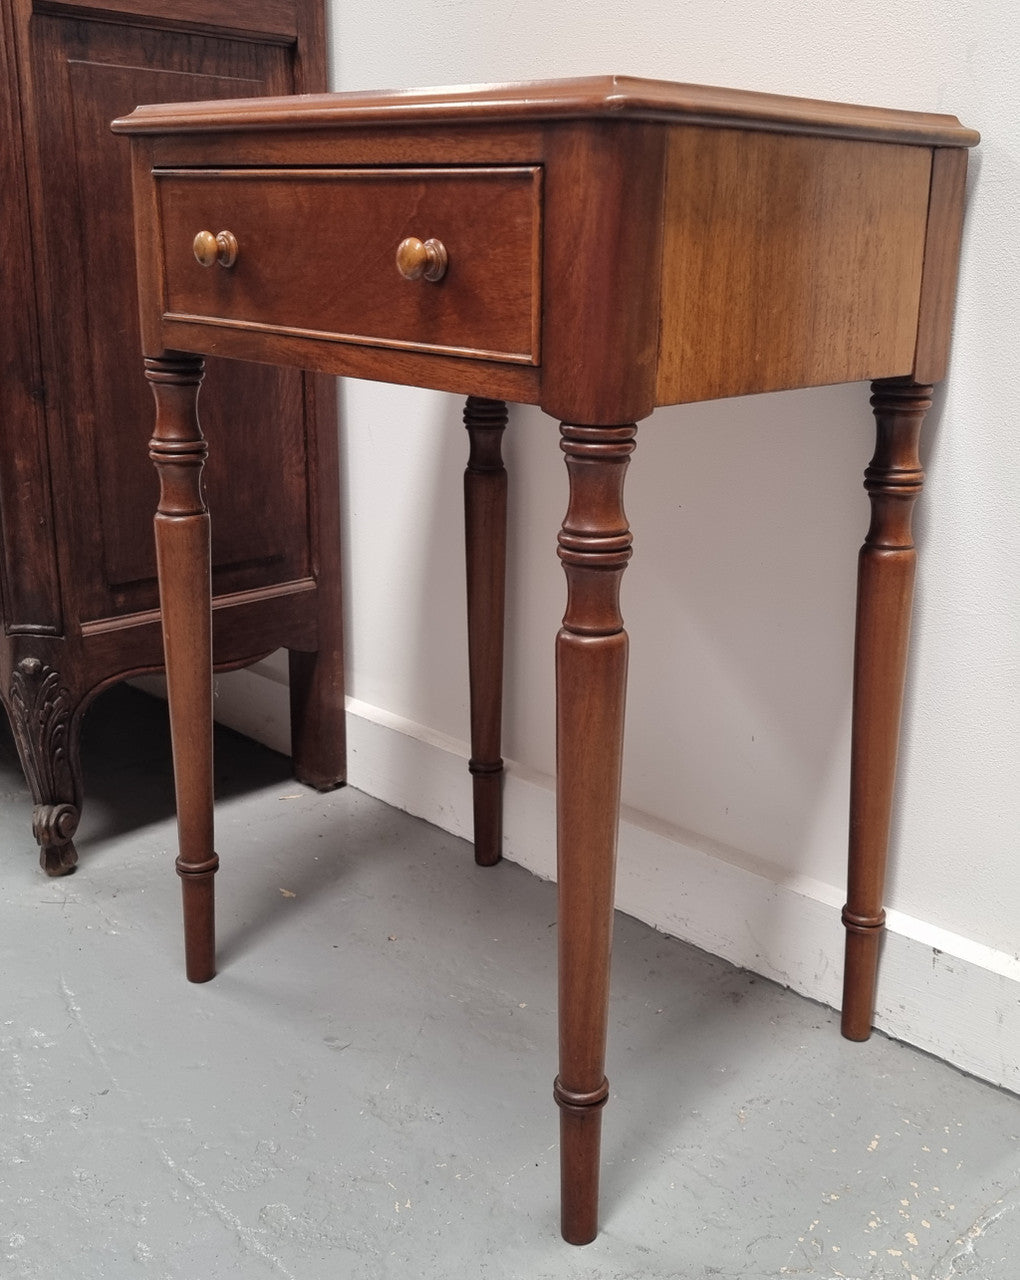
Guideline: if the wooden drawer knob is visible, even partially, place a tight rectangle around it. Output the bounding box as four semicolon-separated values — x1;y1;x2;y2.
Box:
193;229;239;269
396;236;448;282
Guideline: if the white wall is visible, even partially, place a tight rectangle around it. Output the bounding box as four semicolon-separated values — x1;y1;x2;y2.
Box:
216;0;1020;1088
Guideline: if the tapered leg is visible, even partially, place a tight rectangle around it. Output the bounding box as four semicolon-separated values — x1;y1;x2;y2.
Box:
463;396;508;866
554;421;635;1245
146;353;218;984
842;379;931;1040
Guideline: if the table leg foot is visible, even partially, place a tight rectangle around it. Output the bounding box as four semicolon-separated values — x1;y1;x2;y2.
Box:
177;854;219;983
468;764;503;867
555;1076;609;1245
841;909;885;1040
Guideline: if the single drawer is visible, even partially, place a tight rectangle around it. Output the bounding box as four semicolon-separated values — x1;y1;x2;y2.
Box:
156;166;542;364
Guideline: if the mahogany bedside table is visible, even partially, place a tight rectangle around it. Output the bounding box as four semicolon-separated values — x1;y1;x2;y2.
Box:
113;77;977;1244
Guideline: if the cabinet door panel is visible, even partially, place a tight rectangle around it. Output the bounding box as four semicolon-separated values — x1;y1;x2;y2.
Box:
23;11;313;623
0;2;62;633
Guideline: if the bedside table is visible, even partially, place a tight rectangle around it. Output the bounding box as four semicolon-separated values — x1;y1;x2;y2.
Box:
113;76;977;1244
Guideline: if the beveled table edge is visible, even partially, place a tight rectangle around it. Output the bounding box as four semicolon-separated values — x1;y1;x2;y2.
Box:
112;73;979;148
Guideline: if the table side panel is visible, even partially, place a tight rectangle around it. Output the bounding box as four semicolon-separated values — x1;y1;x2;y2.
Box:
912;146;970;384
656;128;932;404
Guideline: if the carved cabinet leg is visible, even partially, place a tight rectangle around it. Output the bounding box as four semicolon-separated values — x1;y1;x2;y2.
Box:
146;353;218;984
8;658;82;876
842;379;931;1040
554;421;635;1244
463;396;509;867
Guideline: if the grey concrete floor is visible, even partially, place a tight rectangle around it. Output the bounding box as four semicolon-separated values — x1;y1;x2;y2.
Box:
1;685;1018;1280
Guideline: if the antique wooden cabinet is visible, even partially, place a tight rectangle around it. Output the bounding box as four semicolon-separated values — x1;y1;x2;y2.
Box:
0;0;344;874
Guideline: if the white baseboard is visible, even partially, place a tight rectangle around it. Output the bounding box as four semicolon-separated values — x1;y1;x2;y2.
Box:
156;664;1020;1095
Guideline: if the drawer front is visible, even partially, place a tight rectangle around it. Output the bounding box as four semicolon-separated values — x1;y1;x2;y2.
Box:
156;166;542;364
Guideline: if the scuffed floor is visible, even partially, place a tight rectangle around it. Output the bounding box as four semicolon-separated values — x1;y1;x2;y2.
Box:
1;686;1017;1279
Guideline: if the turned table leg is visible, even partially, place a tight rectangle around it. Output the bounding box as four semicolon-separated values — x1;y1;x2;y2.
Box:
554;421;635;1244
146;353;218;984
463;396;508;867
842;379;931;1040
